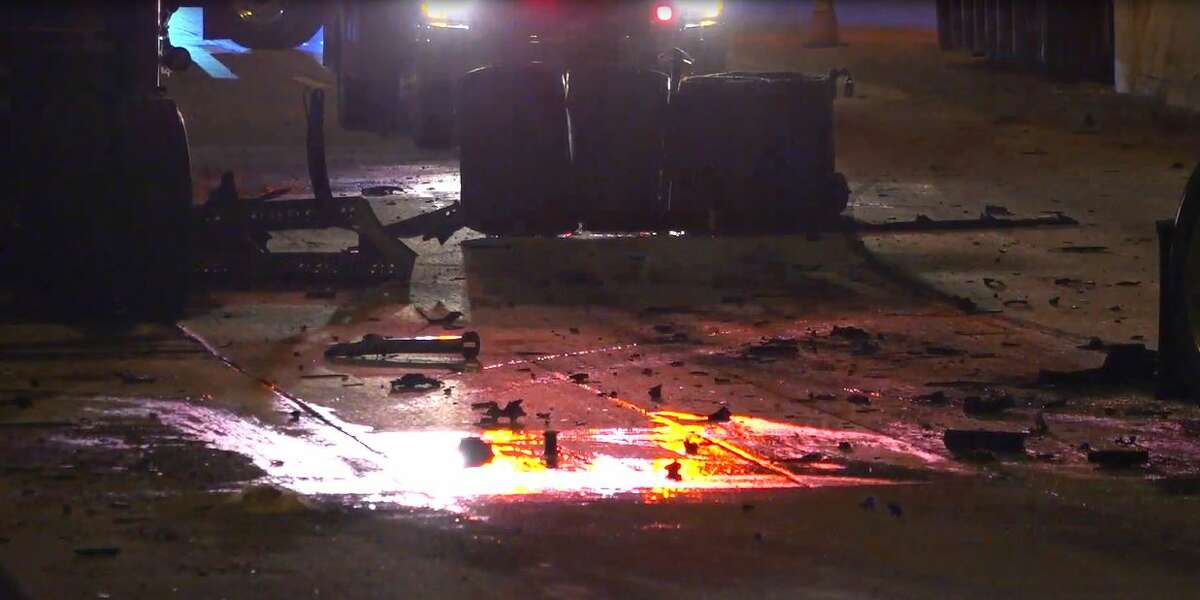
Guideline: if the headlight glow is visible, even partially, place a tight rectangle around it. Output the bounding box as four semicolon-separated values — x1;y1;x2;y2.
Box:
421;1;474;27
678;1;723;22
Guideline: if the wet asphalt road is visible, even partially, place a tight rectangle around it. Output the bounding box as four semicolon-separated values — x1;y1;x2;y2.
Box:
4;14;1200;599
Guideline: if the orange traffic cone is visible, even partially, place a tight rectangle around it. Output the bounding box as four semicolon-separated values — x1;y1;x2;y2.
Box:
805;0;841;48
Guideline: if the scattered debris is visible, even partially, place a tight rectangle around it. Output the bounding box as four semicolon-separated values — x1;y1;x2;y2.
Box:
325;331;481;359
74;547;121;558
459;437;494;467
569;373;590;384
830;326;871;341
837;441;854;453
300;373;348;380
859;496;876;510
1049;296;1061;307
847;393;871;406
1079;337;1106;351
943;429;1027;454
390;373;443;392
472;400;526;424
962;393;1015;416
543;430;559;468
1115;281;1142;287
1087;449;1149;469
683;439;700;454
708;406;732;423
1039;344;1157;385
983;204;1013;217
665;460;683;481
912;391;949;405
114;371;155;385
983;277;1006;291
1052;245;1109;254
648;384;663;402
415;305;463;327
746;337;799;358
1170;162;1186;170
361;185;406;196
886;503;903;518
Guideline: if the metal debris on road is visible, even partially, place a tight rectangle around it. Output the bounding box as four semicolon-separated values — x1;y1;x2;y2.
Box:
665;460;683;481
707;406;732;423
459;437;494;468
390;374;444;392
962;393;1015;416
472;400;526;424
847;393;871;406
325;331;481;360
415;305;463;327
569;373;590;383
1039;343;1158;385
648;384;663;402
543;430;559;468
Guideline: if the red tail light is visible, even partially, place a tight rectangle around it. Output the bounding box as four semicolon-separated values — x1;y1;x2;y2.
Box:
654;3;675;23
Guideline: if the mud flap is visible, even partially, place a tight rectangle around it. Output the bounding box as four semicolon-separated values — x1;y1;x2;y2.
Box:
107;96;194;321
458;64;574;236
666;72;849;232
566;66;669;231
1162;164;1200;395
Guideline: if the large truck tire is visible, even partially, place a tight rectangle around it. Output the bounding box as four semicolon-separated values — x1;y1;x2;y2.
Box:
1165;165;1200;394
667;72;848;232
566;66;669;231
13;96;191;322
458;64;574;236
211;0;326;50
111;97;194;321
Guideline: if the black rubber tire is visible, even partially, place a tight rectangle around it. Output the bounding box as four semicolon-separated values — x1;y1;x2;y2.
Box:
107;98;194;321
1166;164;1200;394
458;64;574;236
566;66;669;230
667;71;846;232
219;0;325;50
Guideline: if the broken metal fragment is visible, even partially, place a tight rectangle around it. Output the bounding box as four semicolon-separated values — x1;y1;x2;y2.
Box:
325;331;481;359
847;393;871;406
472;400;526;424
962;393;1015;416
648;384;663;402
459;437;494;468
707;406;732;423
389;373;443;392
665;460;683;481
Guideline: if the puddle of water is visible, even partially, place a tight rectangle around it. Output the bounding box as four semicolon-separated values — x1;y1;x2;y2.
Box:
81;395;942;512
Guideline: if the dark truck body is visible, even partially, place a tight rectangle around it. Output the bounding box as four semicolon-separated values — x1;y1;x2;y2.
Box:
329;0;729;141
